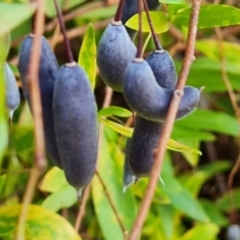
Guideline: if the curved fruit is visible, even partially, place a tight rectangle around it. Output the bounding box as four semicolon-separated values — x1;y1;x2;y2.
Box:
53;62;98;193
123;59;200;122
146;49;177;89
4;62;20;120
123;138;136;192
18;34;62;168
97;21;137;92
127;116;163;177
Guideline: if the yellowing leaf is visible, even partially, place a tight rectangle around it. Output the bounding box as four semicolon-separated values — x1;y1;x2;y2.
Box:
78;23;96;89
126;11;169;33
0;205;81;240
167;138;202;155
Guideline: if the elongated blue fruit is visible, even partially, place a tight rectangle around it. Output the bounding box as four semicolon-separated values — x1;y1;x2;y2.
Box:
97;21;137;92
123;138;136;192
53;62;98;194
123;59;200;122
18;34;62;168
4;62;20;120
146;49;177;89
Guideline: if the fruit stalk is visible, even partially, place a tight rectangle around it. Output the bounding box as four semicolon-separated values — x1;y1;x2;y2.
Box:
142;0;162;50
53;0;73;63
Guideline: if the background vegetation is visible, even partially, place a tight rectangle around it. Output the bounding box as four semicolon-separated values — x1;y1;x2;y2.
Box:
1;0;240;239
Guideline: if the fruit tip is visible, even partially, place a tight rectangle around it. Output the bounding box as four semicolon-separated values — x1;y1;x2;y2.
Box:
76;188;83;206
199;86;205;92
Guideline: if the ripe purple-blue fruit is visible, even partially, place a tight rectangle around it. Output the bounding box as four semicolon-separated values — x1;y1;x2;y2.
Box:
18;34;62;169
146;49;177;89
4;62;20;120
127;116;163;178
97;21;137;92
123;58;200;122
123;139;136;192
53;62;98;194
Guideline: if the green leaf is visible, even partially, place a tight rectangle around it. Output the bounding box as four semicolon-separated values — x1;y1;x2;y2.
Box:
45;0;85;17
175;108;239;137
161;173;209;222
126;11;169;33
0;204;81;239
179;172;209;197
99;118;133;137
180;223;219;240
41;185;77;212
98;106;132;118
78;23;97;89
167;138;202;155
179;57;240;92
217;188;240;212
160;0;185;3
199;161;232;177
0;174;6;194
172;4;240;29
0;2;36;36
196;40;240;64
200;199;229;227
39;167;68;193
0;33;10;62
92;128;137;240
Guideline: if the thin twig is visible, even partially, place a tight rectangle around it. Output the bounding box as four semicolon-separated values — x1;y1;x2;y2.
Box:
95;169;127;235
15;0;46;239
127;1;201;239
74;184;91;232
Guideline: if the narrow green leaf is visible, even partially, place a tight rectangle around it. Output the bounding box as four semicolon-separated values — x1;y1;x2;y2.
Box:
41;185;77;212
0;3;36;36
196;40;240;64
167;138;202;155
160;0;185;3
172;4;240;29
99;118;133;137
78;23;96;89
0;205;81;239
201;199;229;227
92;128;137;240
161;173;209;222
177;57;240;92
0;174;6;194
0;33;10;62
175;108;239;137
179;172;209;197
98;106;132;118
45;0;85;17
180;223;219;240
39;167;68;193
217;188;240;211
126;11;169;33
199;161;232;177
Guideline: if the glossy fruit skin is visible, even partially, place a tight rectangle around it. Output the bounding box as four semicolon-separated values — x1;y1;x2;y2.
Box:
146;50;177;89
4;62;20;119
123;138;136;191
123;59;200;122
53;62;98;191
18;34;62;169
127;116;163;177
97;21;137;92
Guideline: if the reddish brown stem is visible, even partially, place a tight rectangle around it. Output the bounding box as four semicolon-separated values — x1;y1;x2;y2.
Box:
114;0;125;21
127;0;202;239
136;0;143;58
